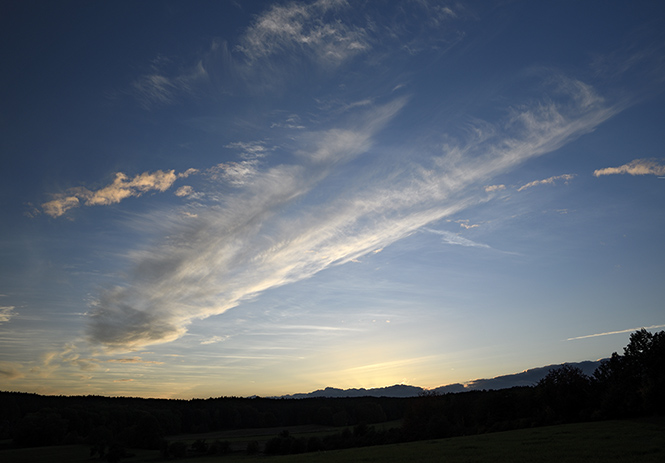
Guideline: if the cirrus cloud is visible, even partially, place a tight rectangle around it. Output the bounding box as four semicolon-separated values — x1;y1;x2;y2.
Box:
175;185;196;198
0;361;25;380
0;306;16;324
236;0;369;65
86;75;619;351
593;158;665;177
484;184;506;193
106;357;164;365
517;174;576;192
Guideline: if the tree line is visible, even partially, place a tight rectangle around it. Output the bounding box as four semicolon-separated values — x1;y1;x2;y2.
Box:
1;329;663;458
0;392;407;449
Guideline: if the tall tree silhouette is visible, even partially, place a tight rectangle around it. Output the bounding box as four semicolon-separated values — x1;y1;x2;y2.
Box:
537;365;591;422
594;329;665;416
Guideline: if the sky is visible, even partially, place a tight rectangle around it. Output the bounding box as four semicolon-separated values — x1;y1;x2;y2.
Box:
1;0;664;399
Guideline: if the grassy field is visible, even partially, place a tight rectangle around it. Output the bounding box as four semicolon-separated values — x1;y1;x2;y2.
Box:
1;418;663;463
261;418;665;463
161;419;404;452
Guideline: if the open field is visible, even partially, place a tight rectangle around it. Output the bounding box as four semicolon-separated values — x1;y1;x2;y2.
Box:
164;419;403;449
1;418;663;463
263;418;665;463
165;423;342;450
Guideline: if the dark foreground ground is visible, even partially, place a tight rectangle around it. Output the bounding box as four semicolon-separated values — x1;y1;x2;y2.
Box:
1;417;663;463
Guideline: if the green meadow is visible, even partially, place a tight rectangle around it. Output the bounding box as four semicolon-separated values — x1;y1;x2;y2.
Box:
2;418;663;463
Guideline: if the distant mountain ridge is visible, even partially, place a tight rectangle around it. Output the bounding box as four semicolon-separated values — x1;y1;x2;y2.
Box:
280;384;424;399
279;360;604;399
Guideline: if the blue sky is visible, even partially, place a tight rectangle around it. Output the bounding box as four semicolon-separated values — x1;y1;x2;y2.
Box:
1;0;664;398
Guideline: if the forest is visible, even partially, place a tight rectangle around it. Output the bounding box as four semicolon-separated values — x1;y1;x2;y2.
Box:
1;329;663;460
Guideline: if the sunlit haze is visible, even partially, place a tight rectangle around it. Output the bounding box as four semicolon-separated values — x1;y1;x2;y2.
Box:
1;0;664;399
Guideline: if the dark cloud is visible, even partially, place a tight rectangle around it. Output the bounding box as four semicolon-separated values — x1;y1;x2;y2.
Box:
0;361;25;380
87;291;184;349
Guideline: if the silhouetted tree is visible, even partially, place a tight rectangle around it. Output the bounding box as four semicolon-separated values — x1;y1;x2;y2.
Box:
315;406;333;425
537;365;591;422
356;402;387;424
332;409;349;427
88;425;113;458
125;412;163;449
594;329;665;416
402;391;453;440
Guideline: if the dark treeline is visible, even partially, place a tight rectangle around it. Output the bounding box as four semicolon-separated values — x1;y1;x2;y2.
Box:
1;329;663;458
0;392;408;449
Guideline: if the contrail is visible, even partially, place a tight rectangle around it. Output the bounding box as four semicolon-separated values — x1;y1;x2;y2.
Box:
566;324;665;341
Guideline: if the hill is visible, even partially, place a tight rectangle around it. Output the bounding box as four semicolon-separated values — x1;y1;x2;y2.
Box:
280;360;603;398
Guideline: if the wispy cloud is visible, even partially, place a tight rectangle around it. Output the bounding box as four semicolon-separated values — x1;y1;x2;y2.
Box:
236;0;369;66
484;184;505;193
106;357;164;365
33;344;101;376
0;306;16;324
86;74;619;351
131;58;208;110
452;219;480;230
132;74;179;109
339;355;440;375
40;196;80;218
178;168;199;178
42;170;179;217
225;141;272;159
200;335;229;345
517;174;576;192
593;158;665;177
424;228;490;248
82;171;178;206
273;325;364;333
129;1;372;110
567;324;665;341
0;361;24;380
207;161;259;186
174;185;196;198
126;1;465;109
86;99;408;350
270;114;307;130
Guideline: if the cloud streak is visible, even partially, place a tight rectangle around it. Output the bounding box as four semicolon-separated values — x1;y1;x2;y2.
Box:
0;361;24;380
424;228;490;249
484;184;505;193
236;0;369;65
0;306;16;324
42;170;179;217
131;59;208;110
200;336;229;345
567;324;665;341
128;0;370;108
593;158;665;177
86;73;619;351
126;0;466;109
106;357;164;365
517;174;576;192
